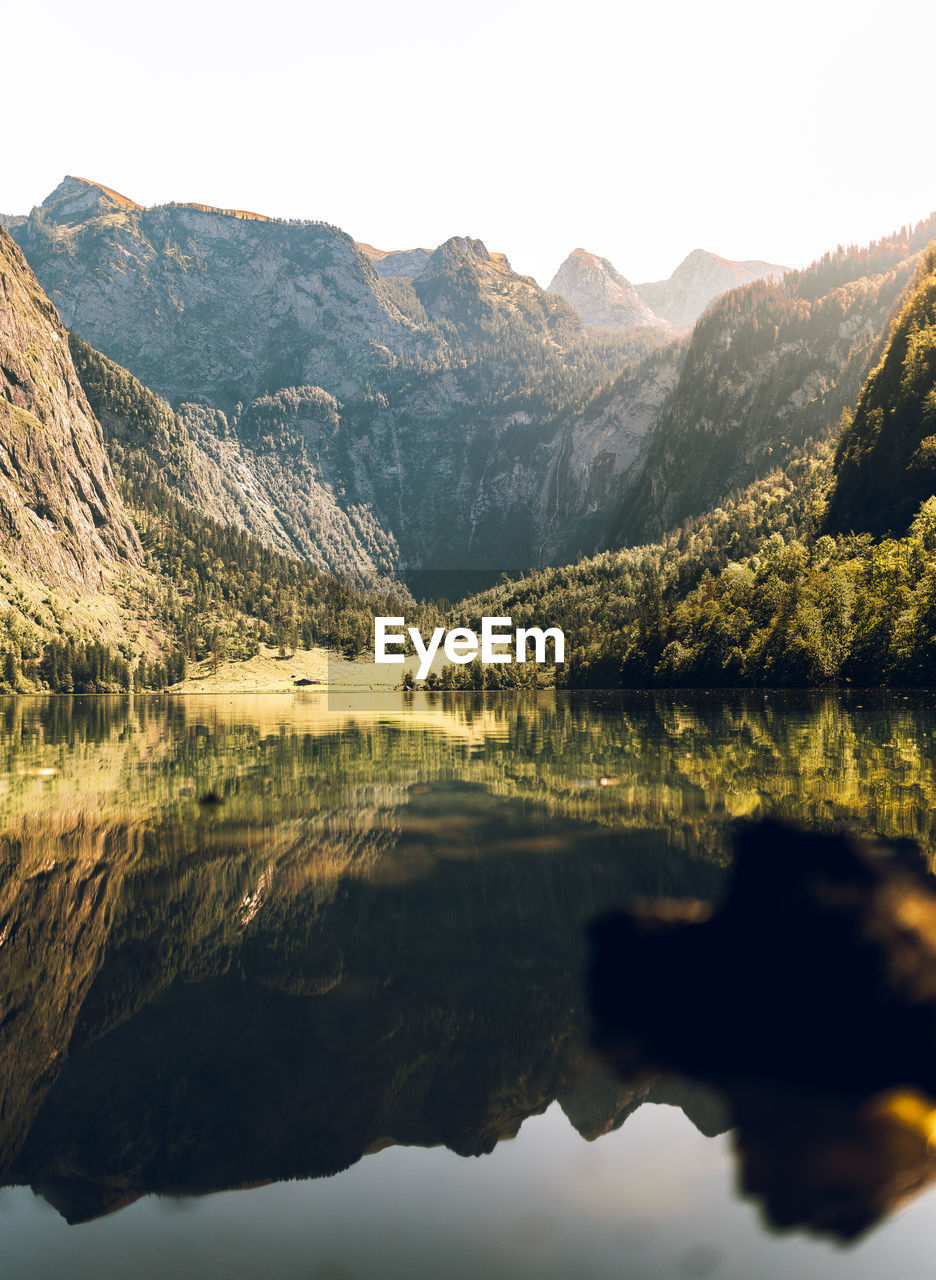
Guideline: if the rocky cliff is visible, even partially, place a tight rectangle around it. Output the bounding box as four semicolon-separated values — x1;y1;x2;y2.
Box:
547;248;662;330
358;242;432;278
0;225;139;589
18;176;928;589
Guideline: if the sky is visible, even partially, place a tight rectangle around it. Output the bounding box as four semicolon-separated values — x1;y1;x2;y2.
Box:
4;0;935;286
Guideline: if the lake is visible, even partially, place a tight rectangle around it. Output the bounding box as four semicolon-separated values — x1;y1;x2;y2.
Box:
2;690;936;1278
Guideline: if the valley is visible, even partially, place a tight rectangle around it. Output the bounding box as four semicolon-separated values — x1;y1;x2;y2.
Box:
3;177;936;690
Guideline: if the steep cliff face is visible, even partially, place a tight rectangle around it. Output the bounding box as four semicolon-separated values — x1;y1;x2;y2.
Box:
547;248;662;330
0;225;139;589
27;175;920;586
71;336;401;586
636;248;788;326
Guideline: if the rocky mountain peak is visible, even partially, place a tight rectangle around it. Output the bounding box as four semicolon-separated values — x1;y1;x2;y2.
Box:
12;181;426;410
637;249;788;326
41;176;141;225
412;235;580;342
547;248;662;330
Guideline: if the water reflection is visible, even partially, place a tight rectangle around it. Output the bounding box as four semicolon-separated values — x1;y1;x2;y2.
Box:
2;691;936;1258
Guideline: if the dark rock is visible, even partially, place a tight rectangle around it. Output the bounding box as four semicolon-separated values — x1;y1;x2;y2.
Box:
589;819;936;1096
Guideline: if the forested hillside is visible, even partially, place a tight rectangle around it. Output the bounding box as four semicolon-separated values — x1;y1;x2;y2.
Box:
826;244;936;536
614;216;936;546
453;247;936;691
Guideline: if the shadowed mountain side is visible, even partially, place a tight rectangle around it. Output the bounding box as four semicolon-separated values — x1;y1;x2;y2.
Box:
826;243;936;537
70;337;402;584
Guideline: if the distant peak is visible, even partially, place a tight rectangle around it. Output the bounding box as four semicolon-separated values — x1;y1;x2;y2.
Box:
65;176;141;210
357;242;431;260
547;247;662;330
636;249;790;326
427;236;512;273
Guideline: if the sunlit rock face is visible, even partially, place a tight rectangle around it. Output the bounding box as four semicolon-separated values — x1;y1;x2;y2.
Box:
0;224;139;588
548;245;787;332
548;249;663;330
14;177;423;411
358;243;432;279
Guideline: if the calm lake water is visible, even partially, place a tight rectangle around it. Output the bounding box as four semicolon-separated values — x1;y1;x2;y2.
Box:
2;690;936;1278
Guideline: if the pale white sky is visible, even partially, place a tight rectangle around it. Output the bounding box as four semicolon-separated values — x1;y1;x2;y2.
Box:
5;0;933;285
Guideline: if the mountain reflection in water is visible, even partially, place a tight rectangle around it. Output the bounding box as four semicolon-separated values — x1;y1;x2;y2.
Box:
3;691;936;1270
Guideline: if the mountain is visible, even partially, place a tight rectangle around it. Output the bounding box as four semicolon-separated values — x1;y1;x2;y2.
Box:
0;224;139;590
358;243;432;278
636;249;788;326
825;243;936;536
13;175;423;410
0;215;422;686
13;178;677;587
612;218;936;545
547;248;662;329
70;336;402;585
18;176;932;601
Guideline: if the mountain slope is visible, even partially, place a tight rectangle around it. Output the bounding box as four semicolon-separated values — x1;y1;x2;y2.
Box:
13;176;423;411
636;249;788;326
547;249;662;330
358;243;432;278
613;217;936;545
0;225;139;589
14;179;678;586
825;243;936;535
70;337;401;585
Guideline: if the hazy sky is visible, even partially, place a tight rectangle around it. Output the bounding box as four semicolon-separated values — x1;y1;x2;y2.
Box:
5;0;934;285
